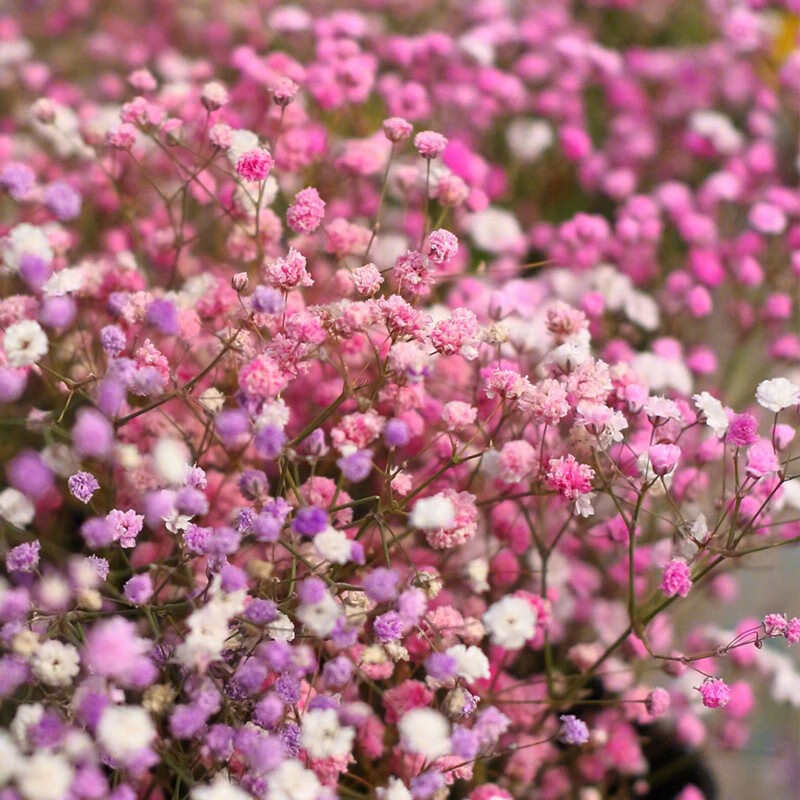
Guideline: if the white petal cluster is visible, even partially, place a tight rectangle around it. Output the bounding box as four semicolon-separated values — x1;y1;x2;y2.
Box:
31;640;80;687
191;775;251;800
0;488;35;527
300;708;355;759
265;759;322;800
313;526;351;564
398;708;451;760
482;596;537;649
176;589;246;668
692;391;729;437
96;705;156;762
410;494;455;530
3;319;48;367
756;378;800;413
446;644;490;682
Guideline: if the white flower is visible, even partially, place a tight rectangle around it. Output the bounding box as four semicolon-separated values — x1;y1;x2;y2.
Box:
466;207;524;253
692;391;729;437
266;759;322;800
266;612;295;642
11;702;43;747
198;387;225;415
690;111;743;154
377;777;413;800
1;223;53;272
3;320;48;367
191;775;252;800
643;395;682;423
398;708;451;760
163;509;192;534
42;265;85;296
97;705;156;762
227;129;259;164
410;494;455;530
446;644;490;682
623;290;660;331
506;118;554;162
17;752;74;800
482;596;537;649
300;708;355;759
296;593;341;637
313;526;351;564
31;640;80;687
0;731;23;785
756;378;800;413
152;438;191;486
0;488;35;527
176;590;246;668
574;492;596;518
256;398;290;430
464;558;489;593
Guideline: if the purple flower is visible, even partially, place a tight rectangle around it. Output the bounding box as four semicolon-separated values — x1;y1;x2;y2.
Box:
559;714;590;745
254;425;286;459
100;325;126;358
292;506;328;537
0;163;35;201
5;540;41;573
146;299;179;335
43;181;82;220
337;449;372;482
253;693;284;730
19;254;52;289
72;408;115;460
238;469;269;500
68;471;100;504
425;652;457;681
243;599;277;624
384;418;410;447
410;771;445;800
362;567;399;603
322;655;353;689
251;286;286;314
7;449;54;500
297;577;327;604
123;573;153;604
373;610;404;642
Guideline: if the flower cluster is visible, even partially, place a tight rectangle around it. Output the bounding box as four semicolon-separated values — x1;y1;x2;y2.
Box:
0;2;798;800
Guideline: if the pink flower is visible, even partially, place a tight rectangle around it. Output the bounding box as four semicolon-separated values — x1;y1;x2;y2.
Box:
287;187;325;233
726;413;759;447
646;687;671;718
264;247;313;290
786;618;800;645
351;264;384;295
545;455;594;500
427;229;459;265
648;443;681;477
763;613;788;637
497;440;537;484
235;148;275;182
697;678;731;709
661;560;692;598
383;117;413;143
106;509;144;548
393;250;434;296
414;130;448;159
431;308;482;359
745;439;779;478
